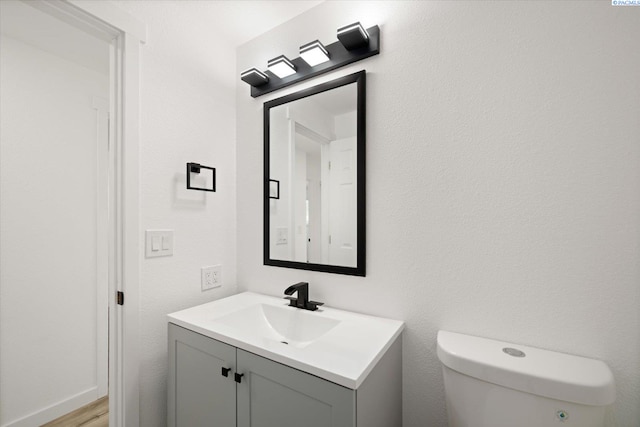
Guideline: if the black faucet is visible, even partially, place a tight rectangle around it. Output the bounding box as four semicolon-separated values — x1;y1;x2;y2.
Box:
284;282;324;311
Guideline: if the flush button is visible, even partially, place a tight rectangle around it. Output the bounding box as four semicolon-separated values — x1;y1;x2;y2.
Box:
556;410;569;422
503;347;526;357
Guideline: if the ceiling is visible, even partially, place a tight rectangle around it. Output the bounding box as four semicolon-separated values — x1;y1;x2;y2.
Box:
1;0;323;74
111;0;324;47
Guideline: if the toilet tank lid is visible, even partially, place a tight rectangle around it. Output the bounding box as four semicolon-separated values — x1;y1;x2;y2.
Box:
436;331;616;406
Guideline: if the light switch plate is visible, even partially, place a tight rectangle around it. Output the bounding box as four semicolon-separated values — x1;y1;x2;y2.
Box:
276;227;288;245
145;230;174;258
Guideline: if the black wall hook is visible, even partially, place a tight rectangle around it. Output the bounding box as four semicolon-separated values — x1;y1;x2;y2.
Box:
186;162;216;192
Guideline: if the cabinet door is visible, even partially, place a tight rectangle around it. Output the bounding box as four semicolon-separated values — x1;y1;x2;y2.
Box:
168;324;236;427
236;349;355;427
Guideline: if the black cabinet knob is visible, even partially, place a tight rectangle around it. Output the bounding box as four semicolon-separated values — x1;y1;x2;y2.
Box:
221;367;231;377
234;372;244;383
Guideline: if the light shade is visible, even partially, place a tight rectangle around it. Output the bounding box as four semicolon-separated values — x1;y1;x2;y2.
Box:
337;22;369;50
240;68;269;87
300;40;330;67
267;55;296;78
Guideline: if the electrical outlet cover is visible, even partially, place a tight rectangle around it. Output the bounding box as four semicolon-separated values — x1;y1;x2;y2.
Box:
201;265;222;291
211;264;222;287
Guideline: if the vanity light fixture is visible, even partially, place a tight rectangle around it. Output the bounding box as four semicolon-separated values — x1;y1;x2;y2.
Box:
240;21;379;97
337;22;370;50
240;68;269;87
300;40;330;67
267;55;296;78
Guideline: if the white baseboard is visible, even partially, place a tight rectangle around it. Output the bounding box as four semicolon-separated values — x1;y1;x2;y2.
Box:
2;387;102;427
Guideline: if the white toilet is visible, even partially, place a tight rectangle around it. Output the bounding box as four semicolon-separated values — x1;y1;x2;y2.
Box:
437;331;616;427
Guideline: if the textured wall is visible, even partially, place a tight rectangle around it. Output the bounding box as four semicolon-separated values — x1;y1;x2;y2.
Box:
109;3;239;426
109;2;330;425
236;2;640;426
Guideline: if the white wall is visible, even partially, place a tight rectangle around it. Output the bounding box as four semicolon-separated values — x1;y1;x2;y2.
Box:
334;110;356;140
0;35;108;425
109;3;238;426
269;106;292;260
237;2;640;426
294;148;307;261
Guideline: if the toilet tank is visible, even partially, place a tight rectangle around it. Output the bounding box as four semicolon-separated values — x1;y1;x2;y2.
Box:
436;331;616;427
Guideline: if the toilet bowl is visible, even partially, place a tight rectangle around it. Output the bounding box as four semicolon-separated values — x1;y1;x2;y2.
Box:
437;331;615;427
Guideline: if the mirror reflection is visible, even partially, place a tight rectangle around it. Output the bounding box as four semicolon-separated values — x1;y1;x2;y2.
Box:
264;72;365;276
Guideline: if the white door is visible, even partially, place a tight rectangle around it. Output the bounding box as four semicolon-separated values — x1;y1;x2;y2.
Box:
328;137;357;267
0;2;110;425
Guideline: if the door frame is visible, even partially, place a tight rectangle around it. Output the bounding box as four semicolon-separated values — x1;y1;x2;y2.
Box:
93;95;110;399
28;1;146;426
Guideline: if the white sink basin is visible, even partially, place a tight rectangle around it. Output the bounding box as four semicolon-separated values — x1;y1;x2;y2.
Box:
213;303;340;348
168;292;404;388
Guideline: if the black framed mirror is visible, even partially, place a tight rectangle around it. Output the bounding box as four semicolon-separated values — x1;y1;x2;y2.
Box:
264;71;365;276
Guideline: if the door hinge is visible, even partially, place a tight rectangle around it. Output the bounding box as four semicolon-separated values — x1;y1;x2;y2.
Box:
328;161;331;170
117;291;124;305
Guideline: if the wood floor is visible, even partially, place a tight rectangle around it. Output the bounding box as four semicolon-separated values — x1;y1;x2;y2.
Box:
41;396;108;427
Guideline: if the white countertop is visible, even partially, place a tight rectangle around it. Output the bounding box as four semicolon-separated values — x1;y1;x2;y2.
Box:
167;292;404;389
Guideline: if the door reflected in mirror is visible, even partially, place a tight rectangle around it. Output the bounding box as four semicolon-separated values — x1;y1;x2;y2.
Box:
264;71;365;276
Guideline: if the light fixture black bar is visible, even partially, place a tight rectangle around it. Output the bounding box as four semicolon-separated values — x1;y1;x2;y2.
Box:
250;25;379;98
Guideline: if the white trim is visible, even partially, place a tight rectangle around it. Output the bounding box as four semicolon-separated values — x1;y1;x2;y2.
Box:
67;0;147;43
107;31;142;427
2;387;99;427
93;96;110;399
121;32;141;427
33;2;144;427
288;116;296;260
295;122;331;145
24;0;118;43
109;35;123;427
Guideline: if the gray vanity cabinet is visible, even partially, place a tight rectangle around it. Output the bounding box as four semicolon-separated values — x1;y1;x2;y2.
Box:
236;348;355;427
168;324;356;427
168;323;237;427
